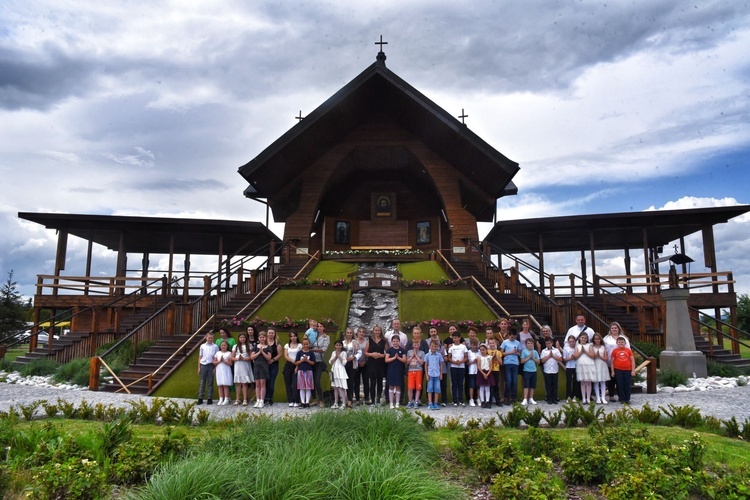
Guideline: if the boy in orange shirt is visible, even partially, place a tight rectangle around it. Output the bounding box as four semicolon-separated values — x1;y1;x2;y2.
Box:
610;337;635;404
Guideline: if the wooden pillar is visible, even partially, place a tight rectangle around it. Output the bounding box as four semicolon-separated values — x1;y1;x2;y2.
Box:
217;235;224;293
89;357;101;391
702;225;718;293
141;252;149;294
53;230;68;296
580;250;587;297
84;236;93;296
589;230;597;296
624;247;632;294
183;254;191;302
225;256;231;292
116;231;126;296
168;234;175;293
269;240;276;278
538;233;545;293
642;228;650;294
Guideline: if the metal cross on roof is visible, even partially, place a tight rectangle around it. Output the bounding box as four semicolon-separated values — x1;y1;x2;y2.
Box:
295;110;304;122
375;35;388;53
459;108;468;124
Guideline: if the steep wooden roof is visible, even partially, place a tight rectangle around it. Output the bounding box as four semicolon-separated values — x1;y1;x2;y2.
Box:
238;55;519;222
483;206;750;253
18;212;281;256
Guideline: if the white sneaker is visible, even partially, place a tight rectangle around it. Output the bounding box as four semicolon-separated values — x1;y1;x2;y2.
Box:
293;403;299;407
521;399;528;406
529;398;537;405
259;401;264;408
469;399;476;407
390;403;395;409
219;398;225;406
254;401;260;408
475;399;481;407
331;403;338;409
602;398;608;405
289;402;294;407
395;402;400;408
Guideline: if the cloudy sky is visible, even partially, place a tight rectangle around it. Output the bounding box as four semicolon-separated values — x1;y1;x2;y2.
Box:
1;0;749;300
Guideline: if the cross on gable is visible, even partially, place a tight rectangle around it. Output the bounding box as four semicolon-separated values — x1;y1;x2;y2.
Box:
375;35;388;53
459;108;468;124
295;110;304;122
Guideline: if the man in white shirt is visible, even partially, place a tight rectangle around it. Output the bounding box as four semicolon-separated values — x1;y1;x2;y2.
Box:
566;314;594;341
385;318;408;348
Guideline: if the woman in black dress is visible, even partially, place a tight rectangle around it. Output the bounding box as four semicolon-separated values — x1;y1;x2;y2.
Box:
366;324;387;406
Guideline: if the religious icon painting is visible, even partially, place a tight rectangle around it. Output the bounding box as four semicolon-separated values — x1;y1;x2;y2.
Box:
335;221;350;244
372;192;395;219
416;221;431;245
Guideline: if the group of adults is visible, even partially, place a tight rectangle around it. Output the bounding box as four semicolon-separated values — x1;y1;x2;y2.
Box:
197;314;633;408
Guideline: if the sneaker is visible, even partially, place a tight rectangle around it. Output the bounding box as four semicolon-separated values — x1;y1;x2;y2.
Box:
331;403;339;409
197;399;203;405
289;402;295;407
405;402;413;409
206;399;213;405
521;399;528;406
529;398;537;405
453;402;458;407
441;403;446;407
395;402;400;408
459;402;465;407
469;399;476;407
259;401;264;408
293;403;299;407
602;399;608;405
475;399;481;407
390;403;395;409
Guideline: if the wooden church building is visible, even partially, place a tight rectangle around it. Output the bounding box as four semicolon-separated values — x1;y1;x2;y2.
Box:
12;43;750;384
238;49;519;260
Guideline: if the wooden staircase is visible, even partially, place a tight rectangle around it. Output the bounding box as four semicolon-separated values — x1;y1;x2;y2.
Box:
101;260;313;394
693;335;750;369
578;296;662;339
15;296;175;366
448;261;551;325
100;334;201;394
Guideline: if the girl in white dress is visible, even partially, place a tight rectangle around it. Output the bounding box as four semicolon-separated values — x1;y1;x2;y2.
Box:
590;333;611;404
213;340;233;405
329;340;348;409
232;333;254;406
574;333;596;404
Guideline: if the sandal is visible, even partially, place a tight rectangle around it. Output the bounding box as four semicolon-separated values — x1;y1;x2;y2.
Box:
242;400;248;406
234;400;239;406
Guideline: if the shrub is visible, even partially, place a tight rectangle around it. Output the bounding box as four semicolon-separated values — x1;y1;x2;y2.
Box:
29;458;109;500
490;455;567;500
0;359;17;373
53;358;90;386
660;404;703;429
497;404;527;428
19;359;59;377
707;361;740;378
657;368;688;387
561;440;610;484
414;410;436;430
543;409;563;428
630;403;661;424
518;427;564;460
631;340;662;359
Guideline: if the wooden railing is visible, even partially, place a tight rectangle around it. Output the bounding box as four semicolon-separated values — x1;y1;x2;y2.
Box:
92;314;215;393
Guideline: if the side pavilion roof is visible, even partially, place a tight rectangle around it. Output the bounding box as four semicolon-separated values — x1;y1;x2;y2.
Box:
483;206;750;254
18;212;281;256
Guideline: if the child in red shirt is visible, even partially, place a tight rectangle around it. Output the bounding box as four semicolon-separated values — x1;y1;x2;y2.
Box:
610;337;635;404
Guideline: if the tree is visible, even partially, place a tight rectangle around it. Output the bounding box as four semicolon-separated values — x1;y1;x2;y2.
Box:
737;294;750;334
0;271;29;338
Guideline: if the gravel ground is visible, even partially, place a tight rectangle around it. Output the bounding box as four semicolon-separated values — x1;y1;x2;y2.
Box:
2;381;749;424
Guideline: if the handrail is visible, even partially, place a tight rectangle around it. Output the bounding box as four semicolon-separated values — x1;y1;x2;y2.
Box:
435;250;461;280
231;277;280;319
293;251;320;280
96;301;175;360
691;306;750;341
691;315;750;357
99;314;216;394
575;300;651;360
467;276;511;317
2;275;171;350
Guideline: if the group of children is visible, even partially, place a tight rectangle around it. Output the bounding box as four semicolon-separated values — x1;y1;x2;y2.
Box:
197;319;637;410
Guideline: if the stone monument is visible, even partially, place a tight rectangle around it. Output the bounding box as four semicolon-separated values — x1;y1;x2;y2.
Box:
659;271;708;377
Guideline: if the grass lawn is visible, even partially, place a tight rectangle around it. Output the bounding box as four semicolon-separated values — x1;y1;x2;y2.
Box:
400;289;497;325
399;261;449;281
306;260;358;280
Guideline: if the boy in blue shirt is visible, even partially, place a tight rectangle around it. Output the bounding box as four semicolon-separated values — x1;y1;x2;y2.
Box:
424;340;444;410
500;331;522;404
520;338;541;405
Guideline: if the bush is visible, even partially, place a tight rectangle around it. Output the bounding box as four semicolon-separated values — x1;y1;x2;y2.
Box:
53;358;91;386
0;359;17;373
19;359;59;377
28;457;109;499
659;404;703;429
657;368;688;387
631;340;662;360
707;362;740;378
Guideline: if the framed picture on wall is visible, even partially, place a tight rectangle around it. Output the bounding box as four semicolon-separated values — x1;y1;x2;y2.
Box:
335;221;350;244
372;192;396;219
416;221;431;245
